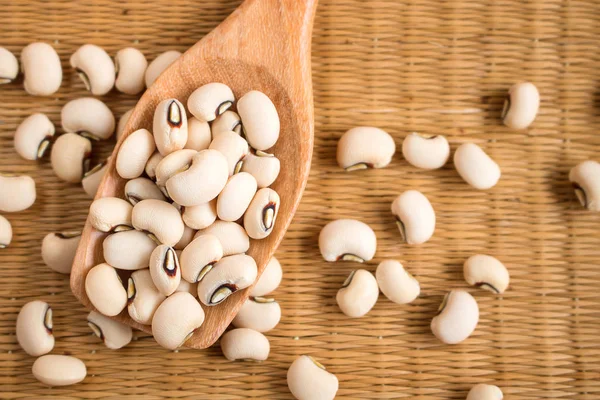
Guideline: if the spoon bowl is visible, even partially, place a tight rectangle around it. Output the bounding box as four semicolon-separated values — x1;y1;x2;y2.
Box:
70;0;317;349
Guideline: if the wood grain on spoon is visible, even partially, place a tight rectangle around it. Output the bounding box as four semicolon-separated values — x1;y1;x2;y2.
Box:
70;0;317;349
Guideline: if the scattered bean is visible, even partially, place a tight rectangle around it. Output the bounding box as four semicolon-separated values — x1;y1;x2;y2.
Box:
502;82;539;130
217;172;258;222
463;254;509;294
32;355;86;386
453;143;501;190
85;263;128;317
237;90;280;151
250;256;282;296
244;187;280;239
175;278;198;297
132;199;184;246
174;225;196;250
197;254;257;306
467;383;503;400
188;82;234;122
376;260;420;304
431;290;479;344
14;113;54;160
391;190;435;245
87;310;132;349
319;219;376;263
185;117;212;151
0;174;36;212
0;47;18;83
212;110;242;136
144;50;181;87
116;128;156;179
82;159;109;198
50;133;92;183
402;132;450;170
180;234;223;283
116;108;134;143
209;130;250;176
336;269;378;318
21;42;62;96
569;160;600;211
103;229;157;270
232;297;281;332
153;98;188;156
70;44;115;95
220;328;270;361
182;200;217;230
41;231;81;274
115;47;147;95
145;151;164;181
149;245;181;296
337;126;395;171
154;149;196;187
124;177;166;205
16;300;54;356
166;149;229;206
287;355;338;400
151;291;205;350
240;150;280;188
61;97;115;141
0;215;11;248
127;269;165;325
89;197;133;233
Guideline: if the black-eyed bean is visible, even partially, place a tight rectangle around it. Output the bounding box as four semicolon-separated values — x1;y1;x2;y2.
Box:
149;245;181;296
124;177;166;205
454;143;501;190
16;300;54;356
85;263;128;316
569;160;600;211
70;44;115;95
127;269;165;325
402;132;450;170
61;98;115;141
32;355;86;386
114;47;147;95
391;190;435;245
0;174;36;212
144;50;181;87
463;254;509;294
185;117;212;151
220;328;270;361
217;172;257;222
318;219;376;263
180;234;223;283
0;215;11;248
250;256;282;296
103;230;157;270
50;133;92;183
467;384;504;400
237;90;279;151
41;231;81;274
21;42;62;96
240;150;280;188
154;149;197;187
151;291;205;350
212;110;242;136
174;225;196;250
132;199;184;246
87;310;132;349
197;254;257;306
116;128;156;179
287;355;338;400
209;130;250;176
502;82;539;130
89;197;133;233
232;297;281;332
145;151;164;181
116;108;134;143
153;98;188;156
430;290;479;344
82;159;109;198
337;126;395;171
243;187;280;239
194;220;249;256
182;200;217;230
166;149;229;206
14;113;54;160
0;47;18;83
336;269;378;318
187;82;234;122
175;278;198;297
376;260;420;304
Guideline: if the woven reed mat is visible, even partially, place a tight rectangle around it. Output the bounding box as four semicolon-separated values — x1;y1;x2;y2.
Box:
1;0;600;398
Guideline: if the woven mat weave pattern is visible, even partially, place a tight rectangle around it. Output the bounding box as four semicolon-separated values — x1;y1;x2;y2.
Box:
1;0;600;398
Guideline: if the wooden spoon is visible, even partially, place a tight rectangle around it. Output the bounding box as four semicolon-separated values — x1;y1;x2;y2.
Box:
70;0;317;349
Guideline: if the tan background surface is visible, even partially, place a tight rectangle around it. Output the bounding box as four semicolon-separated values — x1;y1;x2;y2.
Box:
1;0;600;398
